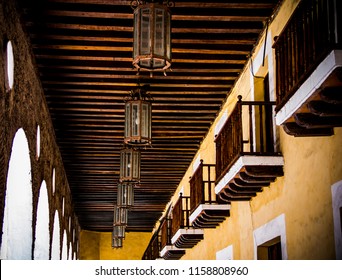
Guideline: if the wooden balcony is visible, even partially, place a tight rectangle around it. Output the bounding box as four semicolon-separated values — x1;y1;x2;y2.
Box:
273;0;342;137
159;216;186;260
170;194;204;249
215;97;284;201
189;160;230;228
142;231;161;260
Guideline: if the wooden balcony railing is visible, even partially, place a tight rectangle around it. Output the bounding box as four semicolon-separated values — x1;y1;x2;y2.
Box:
160;217;172;250
273;0;342;111
171;194;191;237
190;161;217;214
142;231;160;260
215;96;277;184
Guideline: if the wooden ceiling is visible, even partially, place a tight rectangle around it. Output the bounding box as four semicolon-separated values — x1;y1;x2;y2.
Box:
17;0;282;232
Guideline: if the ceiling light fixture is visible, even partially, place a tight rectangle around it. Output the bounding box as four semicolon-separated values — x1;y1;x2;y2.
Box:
120;146;141;183
131;0;173;75
124;85;152;146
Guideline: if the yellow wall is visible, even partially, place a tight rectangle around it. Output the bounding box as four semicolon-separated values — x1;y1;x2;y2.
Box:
159;0;342;260
79;230;151;260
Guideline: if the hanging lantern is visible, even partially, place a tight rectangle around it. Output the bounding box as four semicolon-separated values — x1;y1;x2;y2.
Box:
124;86;152;146
113;205;128;225
120;146;141;182
117;183;135;208
112;236;123;248
131;0;173;73
113;225;126;239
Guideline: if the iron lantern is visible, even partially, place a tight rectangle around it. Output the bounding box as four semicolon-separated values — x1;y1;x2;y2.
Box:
124;86;152;146
117;183;135;208
120;147;141;182
112;235;123;248
132;0;172;73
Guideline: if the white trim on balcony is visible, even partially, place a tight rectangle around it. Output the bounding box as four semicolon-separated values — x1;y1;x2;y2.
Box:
189;204;231;224
214;155;284;194
171;228;204;245
160;245;184;258
275;49;342;125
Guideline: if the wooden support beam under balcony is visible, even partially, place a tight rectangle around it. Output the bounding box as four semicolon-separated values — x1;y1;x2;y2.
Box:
170;195;204;249
273;0;342;137
189;161;231;228
215;158;284;201
215;97;284;201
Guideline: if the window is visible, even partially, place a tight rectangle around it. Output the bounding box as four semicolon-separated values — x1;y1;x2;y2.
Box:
52;168;56;195
257;236;282;260
253;214;287;260
36;125;41;160
4;40;14;91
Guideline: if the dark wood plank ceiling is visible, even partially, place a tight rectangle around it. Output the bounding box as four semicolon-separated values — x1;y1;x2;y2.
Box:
16;0;282;232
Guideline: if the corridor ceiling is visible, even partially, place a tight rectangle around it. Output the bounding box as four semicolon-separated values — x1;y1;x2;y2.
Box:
17;0;282;232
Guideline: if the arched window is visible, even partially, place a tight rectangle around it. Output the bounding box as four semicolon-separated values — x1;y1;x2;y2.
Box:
0;128;33;259
36;125;41;160
52;168;56;195
51;210;60;260
5;40;14;91
34;180;49;260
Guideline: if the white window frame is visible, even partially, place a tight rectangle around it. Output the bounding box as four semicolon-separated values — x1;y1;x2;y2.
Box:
216;245;233;260
253;214;287;260
332;180;342;260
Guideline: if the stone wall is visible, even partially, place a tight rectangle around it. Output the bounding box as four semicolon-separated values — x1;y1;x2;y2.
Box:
0;0;79;259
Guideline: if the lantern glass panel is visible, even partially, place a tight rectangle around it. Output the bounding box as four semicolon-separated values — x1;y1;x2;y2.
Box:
141;8;151;56
154;8;164;57
132;151;140;179
125;102;131;139
141;102;150;139
132;103;139;137
133;11;138;59
166;12;171;60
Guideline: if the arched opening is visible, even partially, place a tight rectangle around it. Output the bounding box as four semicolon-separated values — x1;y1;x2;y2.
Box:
5;40;14;91
62;230;68;260
51;210;60;260
34;180;49;260
0;128;33;259
36;125;41;160
52;168;56;195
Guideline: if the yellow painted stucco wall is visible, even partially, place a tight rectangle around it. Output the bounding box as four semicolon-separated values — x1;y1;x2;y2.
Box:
160;0;342;260
79;230;151;260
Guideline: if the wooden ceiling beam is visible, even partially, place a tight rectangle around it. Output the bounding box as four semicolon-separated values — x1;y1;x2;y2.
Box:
46;0;275;10
33;44;250;55
38;9;269;22
29;33;257;45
